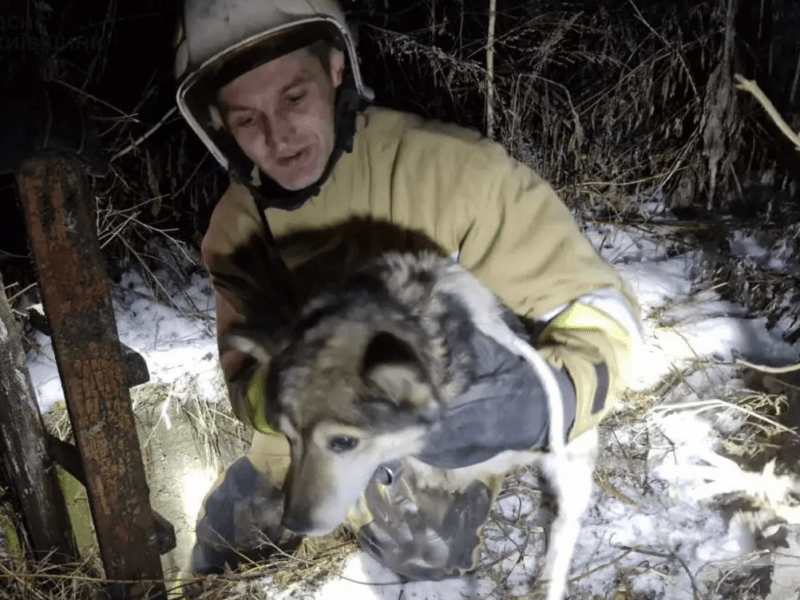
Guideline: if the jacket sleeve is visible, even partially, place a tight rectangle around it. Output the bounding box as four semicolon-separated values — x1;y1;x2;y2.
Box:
201;182;295;429
454;147;642;440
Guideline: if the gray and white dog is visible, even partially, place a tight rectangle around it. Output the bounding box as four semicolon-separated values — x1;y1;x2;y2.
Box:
228;251;598;600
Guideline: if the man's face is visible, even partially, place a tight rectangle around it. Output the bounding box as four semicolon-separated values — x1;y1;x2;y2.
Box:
218;46;345;191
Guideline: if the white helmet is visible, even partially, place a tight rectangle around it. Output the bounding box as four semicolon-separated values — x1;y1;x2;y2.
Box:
174;0;372;209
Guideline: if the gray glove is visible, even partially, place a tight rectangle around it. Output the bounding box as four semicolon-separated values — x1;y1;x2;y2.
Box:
190;457;300;575
413;329;576;469
358;460;494;581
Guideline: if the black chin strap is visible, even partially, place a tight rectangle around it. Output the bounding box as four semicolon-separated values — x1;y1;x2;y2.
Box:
232;80;371;307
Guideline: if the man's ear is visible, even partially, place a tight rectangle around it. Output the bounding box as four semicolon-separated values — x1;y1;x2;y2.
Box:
361;331;439;416
329;48;346;89
209;103;226;131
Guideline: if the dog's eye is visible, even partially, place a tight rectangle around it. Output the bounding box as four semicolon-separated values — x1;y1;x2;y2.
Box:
328;436;359;453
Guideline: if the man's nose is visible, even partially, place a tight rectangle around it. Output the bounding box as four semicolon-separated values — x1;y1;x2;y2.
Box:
266;112;296;153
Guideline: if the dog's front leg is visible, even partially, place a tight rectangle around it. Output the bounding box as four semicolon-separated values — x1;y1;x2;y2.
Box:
538;427;599;600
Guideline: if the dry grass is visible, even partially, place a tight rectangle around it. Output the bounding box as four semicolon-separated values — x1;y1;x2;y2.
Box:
181;530;358;600
353;1;798;225
0;520;351;600
355;1;742;219
700;225;800;344
0;556;107;600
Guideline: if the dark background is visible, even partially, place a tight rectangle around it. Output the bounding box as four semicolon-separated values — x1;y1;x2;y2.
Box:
0;0;798;298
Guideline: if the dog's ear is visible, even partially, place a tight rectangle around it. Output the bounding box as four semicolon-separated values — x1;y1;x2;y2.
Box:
361;331;438;415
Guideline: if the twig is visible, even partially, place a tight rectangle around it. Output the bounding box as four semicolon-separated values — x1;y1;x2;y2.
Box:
735;74;800;151
172;151;210;197
54;79;132;119
611;545;701;600
7;282;38;304
96;193;165;240
594;473;638;506
118;236;181;311
98;209;140;248
111;107;178;162
124;216;195;265
650;398;795;434
627;0;698;98
0;563;183;585
528;75;584;152
429;0;435;42
735;356;800;374
0;249;29;260
485;0;497;139
568;547;636;583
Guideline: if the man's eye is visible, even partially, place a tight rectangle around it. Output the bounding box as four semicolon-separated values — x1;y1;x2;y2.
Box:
286;92;306;106
234;116;254;127
328;436;359;453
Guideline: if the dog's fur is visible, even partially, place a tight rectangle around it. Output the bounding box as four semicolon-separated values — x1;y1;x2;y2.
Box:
228;251;598;600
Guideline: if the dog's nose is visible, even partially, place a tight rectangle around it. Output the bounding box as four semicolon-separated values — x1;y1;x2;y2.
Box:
282;492;308;533
281;511;312;535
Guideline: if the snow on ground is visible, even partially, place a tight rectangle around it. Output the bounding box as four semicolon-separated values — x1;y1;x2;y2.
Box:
27;266;224;415
24;220;800;599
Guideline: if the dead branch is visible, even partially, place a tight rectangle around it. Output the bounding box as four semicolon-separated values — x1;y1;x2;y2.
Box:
485;0;497;139
111;107;179;163
611;545;701;600
735;356;800;374
735;74;800;151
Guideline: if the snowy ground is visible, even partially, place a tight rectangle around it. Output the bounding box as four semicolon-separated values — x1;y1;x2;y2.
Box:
24;207;800;600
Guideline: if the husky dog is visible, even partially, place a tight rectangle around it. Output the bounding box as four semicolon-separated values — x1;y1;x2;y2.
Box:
228;251;598;600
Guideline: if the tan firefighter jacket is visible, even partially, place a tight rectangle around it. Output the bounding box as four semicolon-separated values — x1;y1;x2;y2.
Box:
201;106;642;443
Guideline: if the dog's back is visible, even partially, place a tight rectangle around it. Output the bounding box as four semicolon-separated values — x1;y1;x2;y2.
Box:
273;252;523;421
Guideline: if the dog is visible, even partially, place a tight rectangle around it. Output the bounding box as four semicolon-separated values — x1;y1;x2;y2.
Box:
227;251;599;600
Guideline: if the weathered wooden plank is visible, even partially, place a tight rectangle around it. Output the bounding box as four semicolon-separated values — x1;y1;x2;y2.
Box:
0;274;77;564
15;155;165;598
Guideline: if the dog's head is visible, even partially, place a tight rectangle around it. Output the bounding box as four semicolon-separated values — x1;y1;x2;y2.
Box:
227;318;445;537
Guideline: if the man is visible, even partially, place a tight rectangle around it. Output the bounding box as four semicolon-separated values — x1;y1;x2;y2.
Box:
174;0;642;581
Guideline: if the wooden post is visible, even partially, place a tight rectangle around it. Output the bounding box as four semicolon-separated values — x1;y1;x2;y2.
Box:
0;274;77;564
15;154;165;599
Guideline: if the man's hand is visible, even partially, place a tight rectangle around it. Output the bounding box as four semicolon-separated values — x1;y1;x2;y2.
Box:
0;76;106;175
413;329;577;470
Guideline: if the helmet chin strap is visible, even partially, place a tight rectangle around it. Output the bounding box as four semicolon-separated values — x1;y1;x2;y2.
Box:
229;79;371;306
